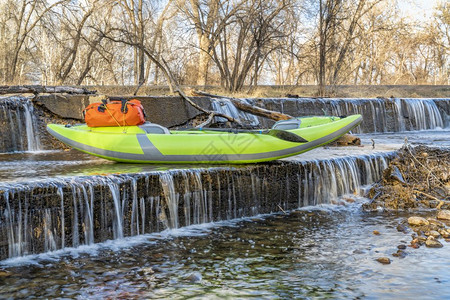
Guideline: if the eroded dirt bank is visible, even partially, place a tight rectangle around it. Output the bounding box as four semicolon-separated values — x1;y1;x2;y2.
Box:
364;145;450;211
363;145;450;260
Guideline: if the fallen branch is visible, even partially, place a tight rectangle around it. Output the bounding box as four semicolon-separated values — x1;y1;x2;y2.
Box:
277;204;287;215
192;90;293;121
405;145;446;187
158;59;241;127
413;190;442;202
414;190;449;210
196;113;215;128
0;85;96;95
176;84;241;126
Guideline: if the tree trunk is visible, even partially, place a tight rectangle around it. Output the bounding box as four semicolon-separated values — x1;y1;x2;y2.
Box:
0;85;96;95
318;0;326;97
197;36;210;86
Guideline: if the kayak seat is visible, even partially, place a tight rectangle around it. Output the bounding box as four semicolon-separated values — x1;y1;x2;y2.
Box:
139;122;170;134
272;118;301;130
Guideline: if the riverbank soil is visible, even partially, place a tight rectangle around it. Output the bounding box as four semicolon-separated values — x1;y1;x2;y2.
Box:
363;145;450;253
364;145;450;211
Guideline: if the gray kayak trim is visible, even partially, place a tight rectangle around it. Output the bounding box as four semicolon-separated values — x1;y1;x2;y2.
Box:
47;116;361;162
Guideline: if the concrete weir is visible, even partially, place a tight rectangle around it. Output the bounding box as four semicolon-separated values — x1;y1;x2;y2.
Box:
0;152;393;260
1;95;449;260
1;95;449;152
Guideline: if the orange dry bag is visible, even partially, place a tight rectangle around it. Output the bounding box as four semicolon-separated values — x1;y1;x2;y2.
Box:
84;98;146;127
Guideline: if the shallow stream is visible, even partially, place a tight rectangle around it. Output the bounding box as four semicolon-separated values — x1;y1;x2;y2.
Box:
1;204;448;299
1;129;449;298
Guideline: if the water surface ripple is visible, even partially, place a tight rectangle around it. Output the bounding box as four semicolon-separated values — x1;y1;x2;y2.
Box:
1;205;448;299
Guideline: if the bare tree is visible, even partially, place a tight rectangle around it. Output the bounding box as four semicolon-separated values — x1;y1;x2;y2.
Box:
54;0;101;84
0;0;446;87
1;0;67;83
207;0;294;91
178;0;244;87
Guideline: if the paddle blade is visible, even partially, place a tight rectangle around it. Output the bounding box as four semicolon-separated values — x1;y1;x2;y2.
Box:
268;129;308;143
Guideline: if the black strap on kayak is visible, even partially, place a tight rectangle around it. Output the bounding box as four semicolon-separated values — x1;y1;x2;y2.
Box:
193;127;308;143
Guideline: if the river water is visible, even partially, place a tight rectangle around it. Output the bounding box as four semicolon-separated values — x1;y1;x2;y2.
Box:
1;129;449;298
1;204;448;299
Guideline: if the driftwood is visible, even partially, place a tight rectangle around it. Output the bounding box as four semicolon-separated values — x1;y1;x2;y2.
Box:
328;134;361;146
176;86;241;126
0;85;96;95
192;90;293;121
155;58;241;127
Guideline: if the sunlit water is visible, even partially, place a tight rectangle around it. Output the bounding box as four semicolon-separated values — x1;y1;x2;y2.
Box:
0;203;448;299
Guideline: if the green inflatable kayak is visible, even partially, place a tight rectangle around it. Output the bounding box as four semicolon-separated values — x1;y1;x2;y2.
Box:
47;115;362;164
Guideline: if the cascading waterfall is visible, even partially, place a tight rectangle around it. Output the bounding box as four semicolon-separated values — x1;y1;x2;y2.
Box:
393;98;444;131
316;98;445;132
0;96;41;152
211;98;260;126
107;181;124;240
159;173;179;229
254;98;447;132
0;152;394;260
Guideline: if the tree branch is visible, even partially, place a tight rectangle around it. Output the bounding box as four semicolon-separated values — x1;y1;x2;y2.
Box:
0;85;96;95
191;90;293;121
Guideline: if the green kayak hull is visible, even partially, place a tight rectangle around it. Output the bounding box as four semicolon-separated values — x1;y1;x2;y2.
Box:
46;115;362;164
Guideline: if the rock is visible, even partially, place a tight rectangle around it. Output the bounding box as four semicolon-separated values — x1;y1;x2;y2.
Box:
397;244;407;250
376;257;391;264
392;250;407;258
427;218;445;227
397;224;409;233
410;238;422;248
425;236;444;248
388;166;406;184
408;216;429;226
438;229;450;238
0;269;11;277
186;272;202;283
427;224;440;231
426;230;441;238
426;200;440;208
417;236;427;243
373;230;381;235
437;210;450;220
331;134;361;146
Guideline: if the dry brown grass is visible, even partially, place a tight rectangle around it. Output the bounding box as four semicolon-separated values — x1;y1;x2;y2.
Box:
86;84;449;98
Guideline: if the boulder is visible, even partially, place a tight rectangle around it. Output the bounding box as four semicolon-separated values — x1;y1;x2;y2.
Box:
426;230;441;238
376;257;391;264
331;134;361;146
425;236;443;248
437;210;450;220
427;218;445;227
408;216;429;226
